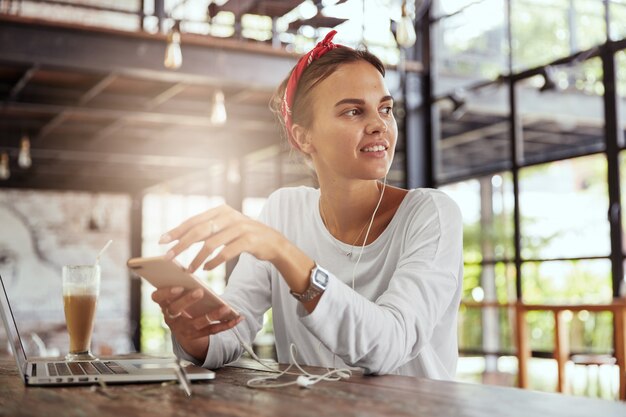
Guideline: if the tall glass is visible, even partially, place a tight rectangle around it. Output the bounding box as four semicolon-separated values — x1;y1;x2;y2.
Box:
62;265;100;361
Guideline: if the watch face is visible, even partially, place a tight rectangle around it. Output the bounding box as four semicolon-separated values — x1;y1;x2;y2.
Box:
313;268;329;287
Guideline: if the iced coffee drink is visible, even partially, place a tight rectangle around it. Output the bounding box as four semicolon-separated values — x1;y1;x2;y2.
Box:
62;265;99;361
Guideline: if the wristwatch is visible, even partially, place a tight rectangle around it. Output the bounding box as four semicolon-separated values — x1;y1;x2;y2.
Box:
290;264;329;302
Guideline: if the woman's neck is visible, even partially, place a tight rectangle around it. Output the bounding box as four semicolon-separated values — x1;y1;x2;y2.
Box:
318;178;385;244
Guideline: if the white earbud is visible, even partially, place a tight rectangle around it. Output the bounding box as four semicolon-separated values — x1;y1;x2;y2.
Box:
297;375;315;388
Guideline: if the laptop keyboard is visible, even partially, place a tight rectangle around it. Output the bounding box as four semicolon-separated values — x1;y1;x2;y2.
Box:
47;361;128;377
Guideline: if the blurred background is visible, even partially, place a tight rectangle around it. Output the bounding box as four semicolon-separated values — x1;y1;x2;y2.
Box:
0;0;625;402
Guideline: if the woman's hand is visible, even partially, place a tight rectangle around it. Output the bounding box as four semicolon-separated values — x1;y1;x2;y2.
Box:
159;204;285;273
159;203;317;312
151;286;244;361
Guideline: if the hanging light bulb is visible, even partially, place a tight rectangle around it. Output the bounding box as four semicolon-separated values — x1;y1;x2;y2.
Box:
210;90;227;125
18;133;32;169
0;153;10;180
396;0;417;48
164;21;183;70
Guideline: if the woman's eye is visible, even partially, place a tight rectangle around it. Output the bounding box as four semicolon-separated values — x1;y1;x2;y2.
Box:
345;109;359;116
381;106;393;115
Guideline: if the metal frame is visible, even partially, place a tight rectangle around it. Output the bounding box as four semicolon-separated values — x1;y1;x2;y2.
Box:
431;0;626;300
427;1;626;384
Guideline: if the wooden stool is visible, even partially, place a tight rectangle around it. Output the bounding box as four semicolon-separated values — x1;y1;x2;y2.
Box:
570;354;617;399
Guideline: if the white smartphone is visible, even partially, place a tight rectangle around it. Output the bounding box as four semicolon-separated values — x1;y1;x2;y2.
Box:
127;255;239;322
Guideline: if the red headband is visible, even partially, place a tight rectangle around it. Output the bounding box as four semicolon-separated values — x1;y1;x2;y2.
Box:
281;30;342;150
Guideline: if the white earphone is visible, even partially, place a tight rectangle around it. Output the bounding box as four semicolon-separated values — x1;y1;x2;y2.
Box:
296;375;315;388
230;327;352;389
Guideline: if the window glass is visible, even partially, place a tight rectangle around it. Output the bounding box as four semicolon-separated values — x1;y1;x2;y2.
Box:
569;311;613;354
573;0;608;50
516;58;605;165
436;83;511;181
17;0;140;31
526;310;555;352
519;154;609;259
618;51;626;147
141;193;225;355
432;0;507;96
521;259;613;304
458;304;515;354
511;0;605;71
460;263;517;304
441;173;515;265
610;0;626;40
618;151;626;256
458;305;483;352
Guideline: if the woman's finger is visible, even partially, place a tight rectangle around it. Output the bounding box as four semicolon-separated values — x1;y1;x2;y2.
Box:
203;236;250;271
165;222;218;259
165;288;204;316
159;210;215;243
165;213;239;261
187;243;215;274
205;316;245;335
189;305;237;329
160;205;228;244
187;226;244;272
182;316;244;339
151;287;185;306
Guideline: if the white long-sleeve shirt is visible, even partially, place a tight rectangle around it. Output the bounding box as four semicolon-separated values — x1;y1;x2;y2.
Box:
173;186;463;379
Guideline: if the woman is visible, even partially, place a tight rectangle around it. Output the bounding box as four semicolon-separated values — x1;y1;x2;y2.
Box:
152;31;463;379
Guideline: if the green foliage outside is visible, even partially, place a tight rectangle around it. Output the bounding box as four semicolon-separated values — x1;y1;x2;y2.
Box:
442;1;626;94
432;0;625;383
458;155;615;357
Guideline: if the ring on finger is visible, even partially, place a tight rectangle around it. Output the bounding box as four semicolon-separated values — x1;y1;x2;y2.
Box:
166;308;182;319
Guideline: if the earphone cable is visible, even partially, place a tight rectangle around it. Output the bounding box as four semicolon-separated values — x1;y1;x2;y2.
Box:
352;176;387;289
230;326;351;388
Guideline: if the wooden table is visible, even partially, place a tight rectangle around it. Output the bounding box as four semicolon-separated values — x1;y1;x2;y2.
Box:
1;358;626;417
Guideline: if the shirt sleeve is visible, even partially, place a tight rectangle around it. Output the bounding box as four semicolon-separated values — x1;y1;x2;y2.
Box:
297;191;463;375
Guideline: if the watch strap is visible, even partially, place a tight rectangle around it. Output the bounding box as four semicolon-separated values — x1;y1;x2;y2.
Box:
290;264;328;302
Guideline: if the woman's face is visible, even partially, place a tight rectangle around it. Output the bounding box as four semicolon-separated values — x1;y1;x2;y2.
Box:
298;60;397;182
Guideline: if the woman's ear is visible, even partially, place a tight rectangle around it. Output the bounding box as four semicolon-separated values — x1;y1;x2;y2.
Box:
291;124;315;155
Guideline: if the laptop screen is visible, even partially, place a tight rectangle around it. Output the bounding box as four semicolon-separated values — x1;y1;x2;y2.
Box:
0;274;28;377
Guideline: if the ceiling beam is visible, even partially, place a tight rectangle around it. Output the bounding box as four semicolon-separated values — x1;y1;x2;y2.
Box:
0;16;299;90
0;175;151;194
144;82;187;109
35;72;118;141
4;101;276;133
0;146;215;168
7;64;40;101
78;72;118;105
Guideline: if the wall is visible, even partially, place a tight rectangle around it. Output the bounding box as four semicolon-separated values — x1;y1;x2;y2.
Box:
0;189;131;358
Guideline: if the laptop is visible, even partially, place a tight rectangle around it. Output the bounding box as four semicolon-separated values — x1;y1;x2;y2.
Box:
0;273;215;386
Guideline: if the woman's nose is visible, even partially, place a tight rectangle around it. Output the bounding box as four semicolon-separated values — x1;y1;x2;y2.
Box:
365;114;388;135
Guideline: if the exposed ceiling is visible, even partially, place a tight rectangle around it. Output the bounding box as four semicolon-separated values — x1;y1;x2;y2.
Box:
2;1;621;195
0;14;313;196
0;1;411;196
